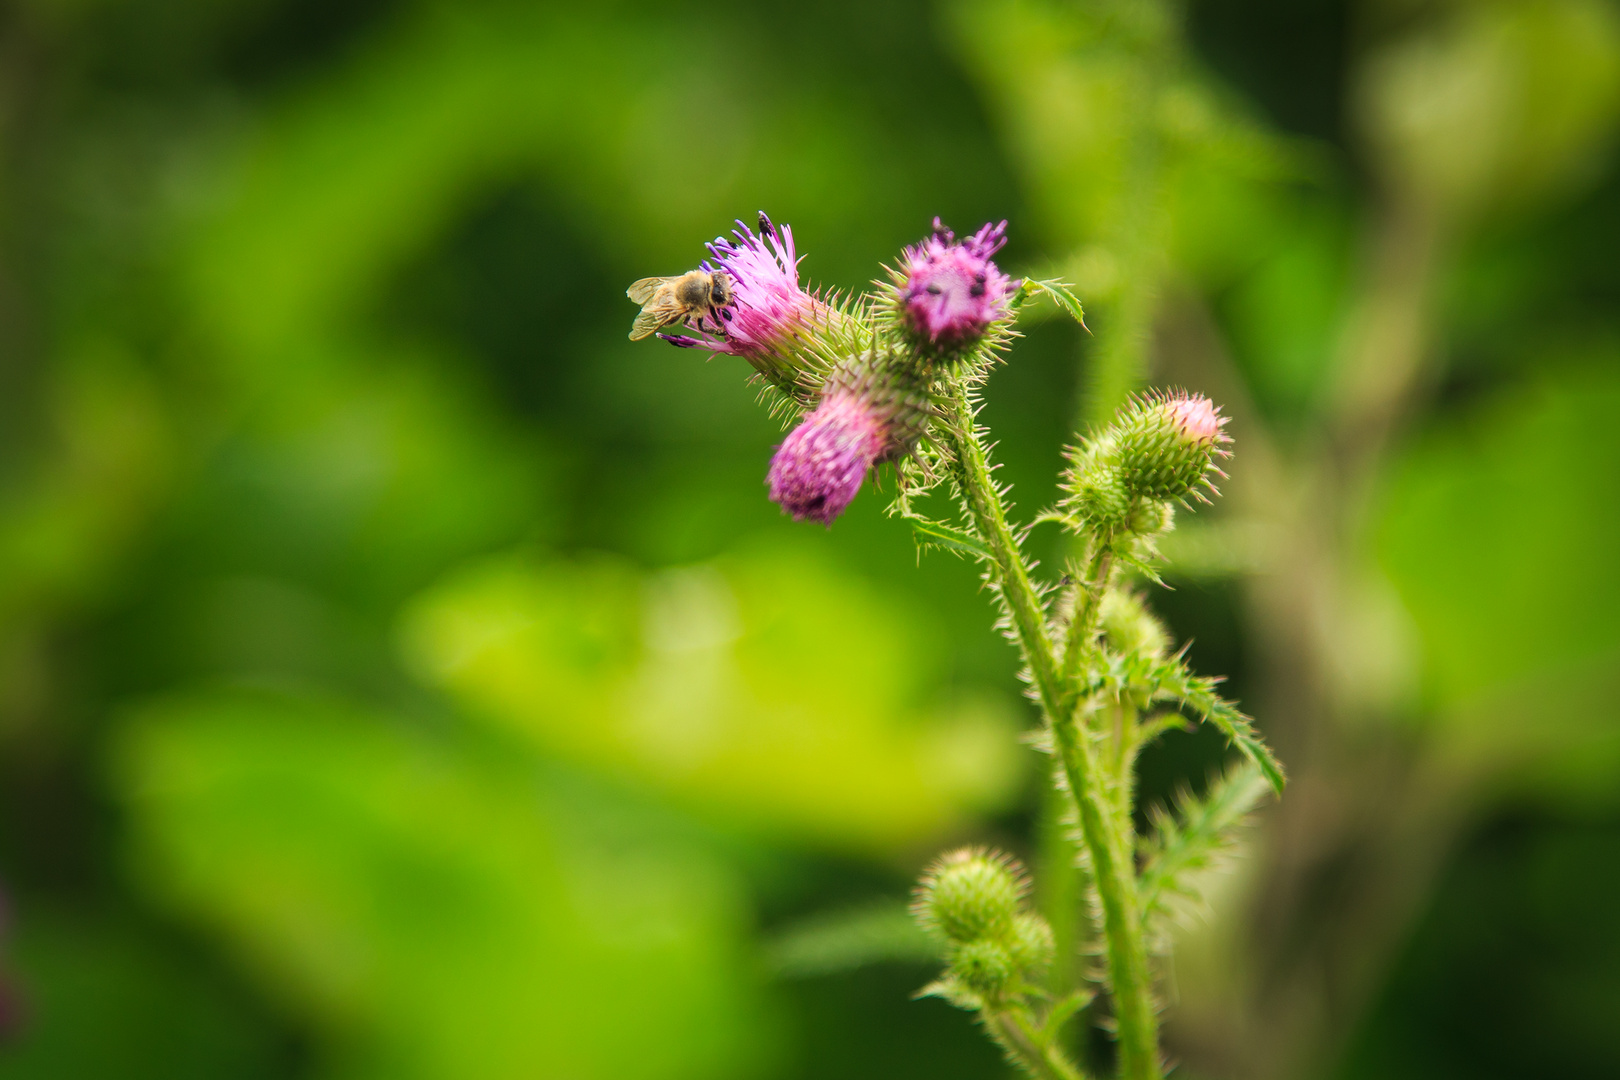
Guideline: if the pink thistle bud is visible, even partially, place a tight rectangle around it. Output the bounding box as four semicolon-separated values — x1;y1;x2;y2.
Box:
1114;390;1231;503
767;391;891;525
897;219;1016;353
1165;393;1227;446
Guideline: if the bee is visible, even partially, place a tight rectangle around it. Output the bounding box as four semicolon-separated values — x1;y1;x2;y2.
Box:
626;270;733;341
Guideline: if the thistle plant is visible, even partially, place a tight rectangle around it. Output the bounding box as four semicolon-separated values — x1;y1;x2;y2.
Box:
627;214;1286;1080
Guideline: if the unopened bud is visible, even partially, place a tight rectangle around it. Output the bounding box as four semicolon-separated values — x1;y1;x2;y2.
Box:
913;847;1027;945
1008;912;1055;973
950;938;1016;997
1063;434;1133;535
1114;391;1230;502
1099;589;1170;659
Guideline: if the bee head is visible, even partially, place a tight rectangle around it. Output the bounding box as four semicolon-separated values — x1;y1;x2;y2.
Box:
709;272;733;307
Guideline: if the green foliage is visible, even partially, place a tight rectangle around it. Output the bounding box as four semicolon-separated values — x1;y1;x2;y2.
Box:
1021;279;1089;328
1137;763;1271;945
1141;662;1286;796
110;689;773;1080
1376;362;1620;804
2;908;286;1080
1356;0;1620;221
398;544;1023;850
764;903;941;979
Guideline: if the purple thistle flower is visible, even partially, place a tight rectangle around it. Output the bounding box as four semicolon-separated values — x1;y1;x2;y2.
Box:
767;391;890;525
659;213;838;381
899;219;1016;350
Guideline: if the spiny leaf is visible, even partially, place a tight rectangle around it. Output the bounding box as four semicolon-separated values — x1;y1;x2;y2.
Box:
909;515;995;562
1138;761;1270;931
1133;711;1191;751
1041;988;1096;1042
914;975;982;1010
1029;508;1086;537
1023;279;1088;330
1151;661;1286;794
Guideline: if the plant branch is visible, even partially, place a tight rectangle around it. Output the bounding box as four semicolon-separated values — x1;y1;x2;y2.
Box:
987;1010;1088;1080
1062;543;1115;683
941;381;1162;1080
941;383;1066;710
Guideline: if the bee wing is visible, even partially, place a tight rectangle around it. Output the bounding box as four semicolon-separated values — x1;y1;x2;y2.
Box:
629;307;672;341
627;277;670;305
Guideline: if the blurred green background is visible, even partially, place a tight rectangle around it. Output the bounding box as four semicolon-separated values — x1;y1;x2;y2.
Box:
0;0;1617;1077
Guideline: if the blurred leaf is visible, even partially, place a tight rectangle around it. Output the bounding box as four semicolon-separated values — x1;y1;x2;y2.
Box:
399;541;1024;851
110;689;773;1080
1377;361;1620;791
1214;198;1355;419
1157;518;1277;581
189;345;549;607
763;901;939;979
1356;0;1620;221
1;905;288;1080
1138;761;1269;945
0;341;175;622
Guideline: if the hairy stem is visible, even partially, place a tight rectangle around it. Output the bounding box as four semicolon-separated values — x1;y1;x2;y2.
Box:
987;1011;1087;1080
1048;708;1159;1080
1062;544;1115;682
942;385;1066;708
1038;777;1088;1062
942;383;1161;1080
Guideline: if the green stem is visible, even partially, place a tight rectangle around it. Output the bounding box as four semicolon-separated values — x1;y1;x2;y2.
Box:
942;385;1065;712
1048;707;1159;1080
987;1011;1087;1080
1038;775;1086;1055
942;383;1161;1080
1062;543;1115;682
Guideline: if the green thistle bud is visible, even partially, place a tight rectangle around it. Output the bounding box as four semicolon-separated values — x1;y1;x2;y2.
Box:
1063;435;1134;536
1100;589;1171;659
912;847;1028;945
1113;391;1230;502
1007;912;1055;974
950;938;1016;998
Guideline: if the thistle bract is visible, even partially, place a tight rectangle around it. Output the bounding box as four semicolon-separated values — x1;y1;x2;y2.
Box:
895;219;1016;356
767;391;889;525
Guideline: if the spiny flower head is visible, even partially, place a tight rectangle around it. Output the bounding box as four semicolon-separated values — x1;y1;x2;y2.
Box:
766;391;890;526
1060;390;1231;542
1114;390;1231;502
894;219;1017;356
661;212;846;397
